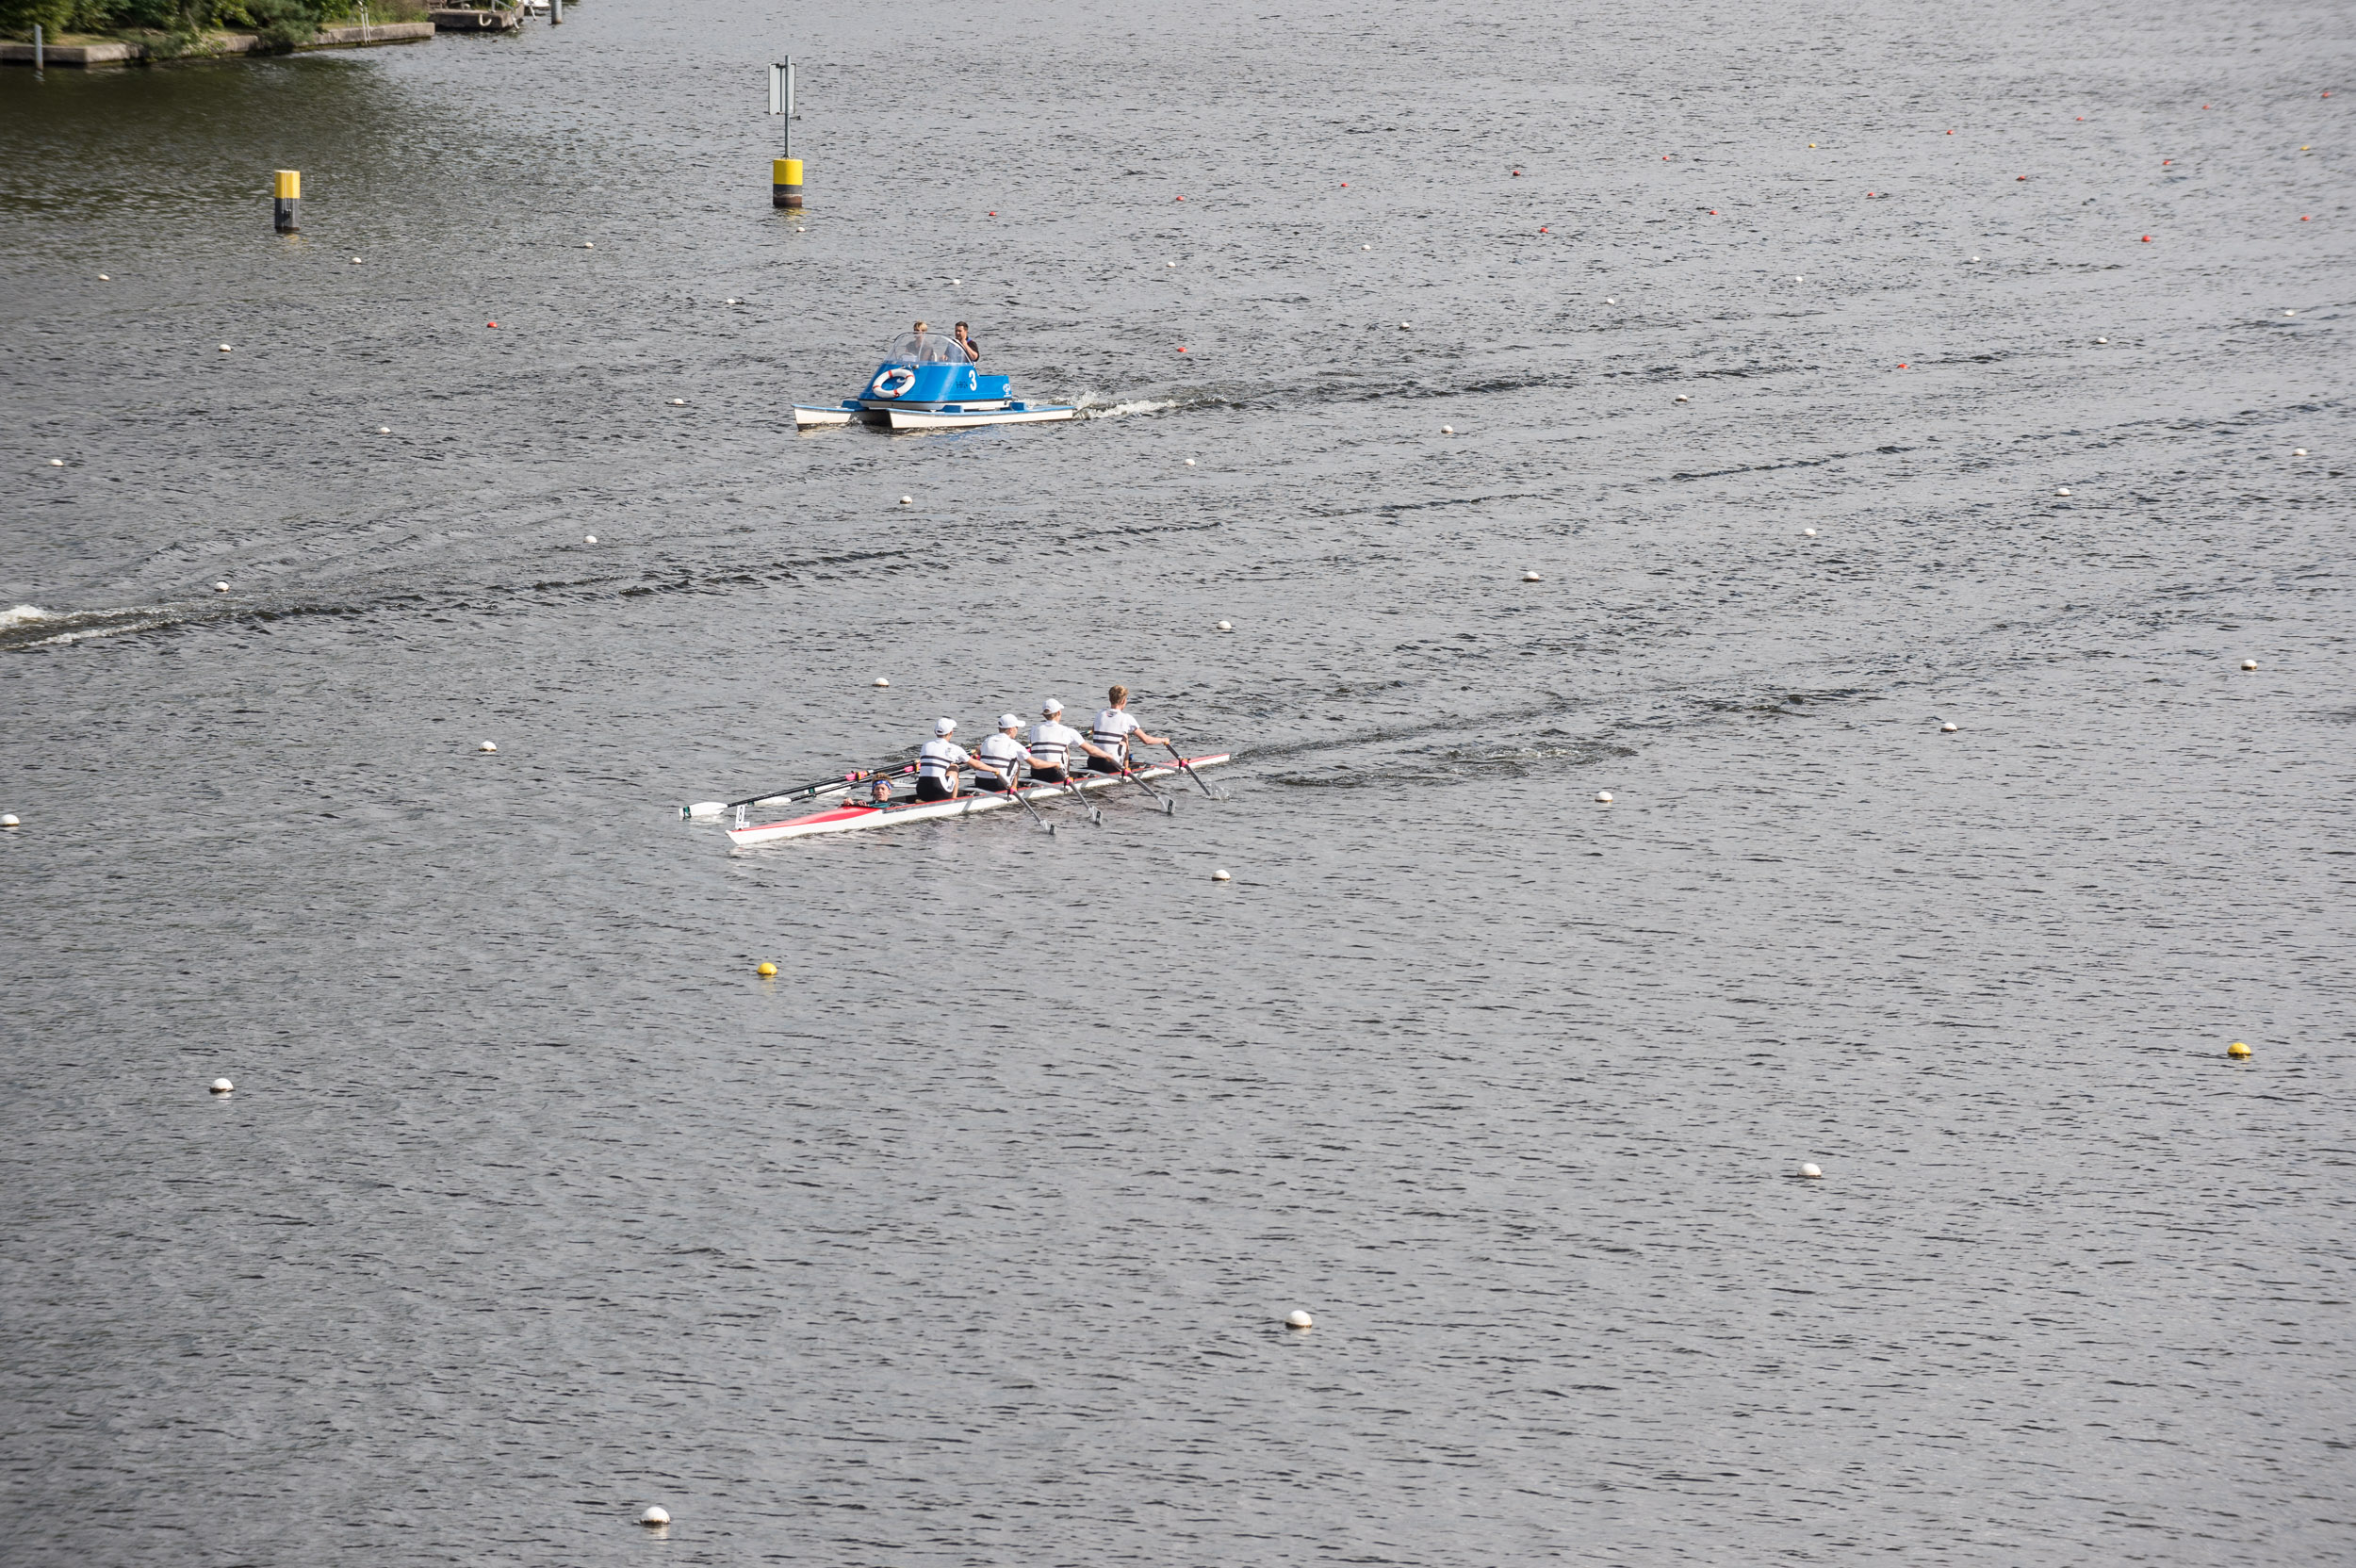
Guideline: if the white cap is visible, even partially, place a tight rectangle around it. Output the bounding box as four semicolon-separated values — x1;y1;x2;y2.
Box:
998;713;1022;730
1041;697;1063;714
934;717;956;735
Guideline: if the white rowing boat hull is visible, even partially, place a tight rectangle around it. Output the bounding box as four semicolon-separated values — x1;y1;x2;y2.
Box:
727;754;1232;848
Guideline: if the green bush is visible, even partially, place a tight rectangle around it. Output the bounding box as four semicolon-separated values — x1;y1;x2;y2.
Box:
0;0;406;41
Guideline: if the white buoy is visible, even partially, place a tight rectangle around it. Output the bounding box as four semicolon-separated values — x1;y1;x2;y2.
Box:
48;458;64;466
377;426;391;433
1970;255;1981;261
209;1078;234;1095
2285;310;2297;317
1799;1163;1823;1179
1215;620;1233;631
98;274;109;280
1674;393;1690;402
1284;1309;1313;1329
2293;449;2308;457
1604;297;1616;304
219;344;233;352
1441;425;1454;434
725;297;739;305
899;496;913;506
2095;335;2108;343
1399;321;1412;330
0;814;18;828
1522;569;1542;581
1595;791;1612;804
949;279;959;286
1362;243;1371;250
1184;458;1196;466
215;581;230;593
480;741;498;753
1167;260;1177;268
1212;868;1232;881
583;534;597;544
2241;659;2258;670
582;241;594;248
638;1506;670;1527
667;398;686;406
1802;527;1818;537
1940;722;1958;732
2054;488;2070;497
873;677;891;687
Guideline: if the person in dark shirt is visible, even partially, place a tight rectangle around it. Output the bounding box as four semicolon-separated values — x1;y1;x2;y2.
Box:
953;322;981;364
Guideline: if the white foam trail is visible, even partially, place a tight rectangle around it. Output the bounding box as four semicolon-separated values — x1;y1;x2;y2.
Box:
1;604;50;628
23;618;168;648
1078;398;1180;420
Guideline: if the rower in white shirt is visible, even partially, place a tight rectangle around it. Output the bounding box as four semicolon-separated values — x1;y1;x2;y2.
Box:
914;718;972;802
1025;697;1120;783
970;714;1029;793
1088;684;1170;774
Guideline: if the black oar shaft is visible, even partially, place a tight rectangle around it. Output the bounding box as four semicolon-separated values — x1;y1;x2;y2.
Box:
728;760;912;811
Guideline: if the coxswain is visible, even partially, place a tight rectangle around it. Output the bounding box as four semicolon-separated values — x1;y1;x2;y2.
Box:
971;713;1028;792
915;718;971;801
1026;698;1118;783
1088;684;1170;774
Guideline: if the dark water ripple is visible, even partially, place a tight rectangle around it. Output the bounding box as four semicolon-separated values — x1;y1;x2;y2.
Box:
4;0;2354;1562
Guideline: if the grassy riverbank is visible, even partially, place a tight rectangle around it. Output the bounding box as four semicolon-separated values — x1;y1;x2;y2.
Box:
3;0;426;51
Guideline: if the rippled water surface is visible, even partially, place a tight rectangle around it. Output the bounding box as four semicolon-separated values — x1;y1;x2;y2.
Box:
4;0;2353;1561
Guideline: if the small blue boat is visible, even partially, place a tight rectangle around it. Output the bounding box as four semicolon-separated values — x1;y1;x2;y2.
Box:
793;328;1076;431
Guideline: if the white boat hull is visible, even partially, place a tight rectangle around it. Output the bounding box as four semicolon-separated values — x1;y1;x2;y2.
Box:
726;754;1231;847
792;404;860;428
884;404;1076;431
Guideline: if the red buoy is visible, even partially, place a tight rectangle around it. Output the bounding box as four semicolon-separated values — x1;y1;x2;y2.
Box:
1539;226;1548;233
1176;346;1187;352
1898;362;1909;368
487;320;498;328
2302;214;2312;220
2141;235;2152;242
2017;174;2029;181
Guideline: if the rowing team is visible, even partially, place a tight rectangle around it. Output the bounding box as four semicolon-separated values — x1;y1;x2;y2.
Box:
900;685;1170;804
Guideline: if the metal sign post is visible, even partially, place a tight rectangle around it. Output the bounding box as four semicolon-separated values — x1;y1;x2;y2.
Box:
768;60;802;208
767;59;797;158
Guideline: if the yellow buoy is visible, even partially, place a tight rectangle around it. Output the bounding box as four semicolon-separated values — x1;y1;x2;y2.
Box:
757;962;777;977
2227;1040;2251;1058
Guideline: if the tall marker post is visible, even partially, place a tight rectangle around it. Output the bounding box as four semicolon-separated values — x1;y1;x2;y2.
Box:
274;170;301;233
770;59;802;208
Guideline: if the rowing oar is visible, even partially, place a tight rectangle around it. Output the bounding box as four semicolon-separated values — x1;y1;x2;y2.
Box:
1116;747;1177;814
998;764;1056;835
1044;760;1103;825
1162;742;1230;801
705;761;913;815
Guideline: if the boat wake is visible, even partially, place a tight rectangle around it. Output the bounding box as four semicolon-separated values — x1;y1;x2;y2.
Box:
1073;395;1183;420
0;603;177;651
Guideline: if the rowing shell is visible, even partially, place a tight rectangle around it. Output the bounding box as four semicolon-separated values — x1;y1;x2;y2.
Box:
726;753;1232;847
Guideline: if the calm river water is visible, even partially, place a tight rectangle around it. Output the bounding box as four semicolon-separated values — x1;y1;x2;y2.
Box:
3;0;2352;1562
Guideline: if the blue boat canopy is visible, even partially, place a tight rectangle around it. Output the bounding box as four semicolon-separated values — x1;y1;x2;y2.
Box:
881;331;976;367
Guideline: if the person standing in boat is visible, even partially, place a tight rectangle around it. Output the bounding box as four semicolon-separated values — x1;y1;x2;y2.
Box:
915;718;973;802
1088;685;1170;774
1025;698;1118;783
953;322;981;364
970;714;1028;793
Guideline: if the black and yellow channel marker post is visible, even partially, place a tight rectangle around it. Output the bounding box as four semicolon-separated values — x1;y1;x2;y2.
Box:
273;170;300;233
768;59;802;208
